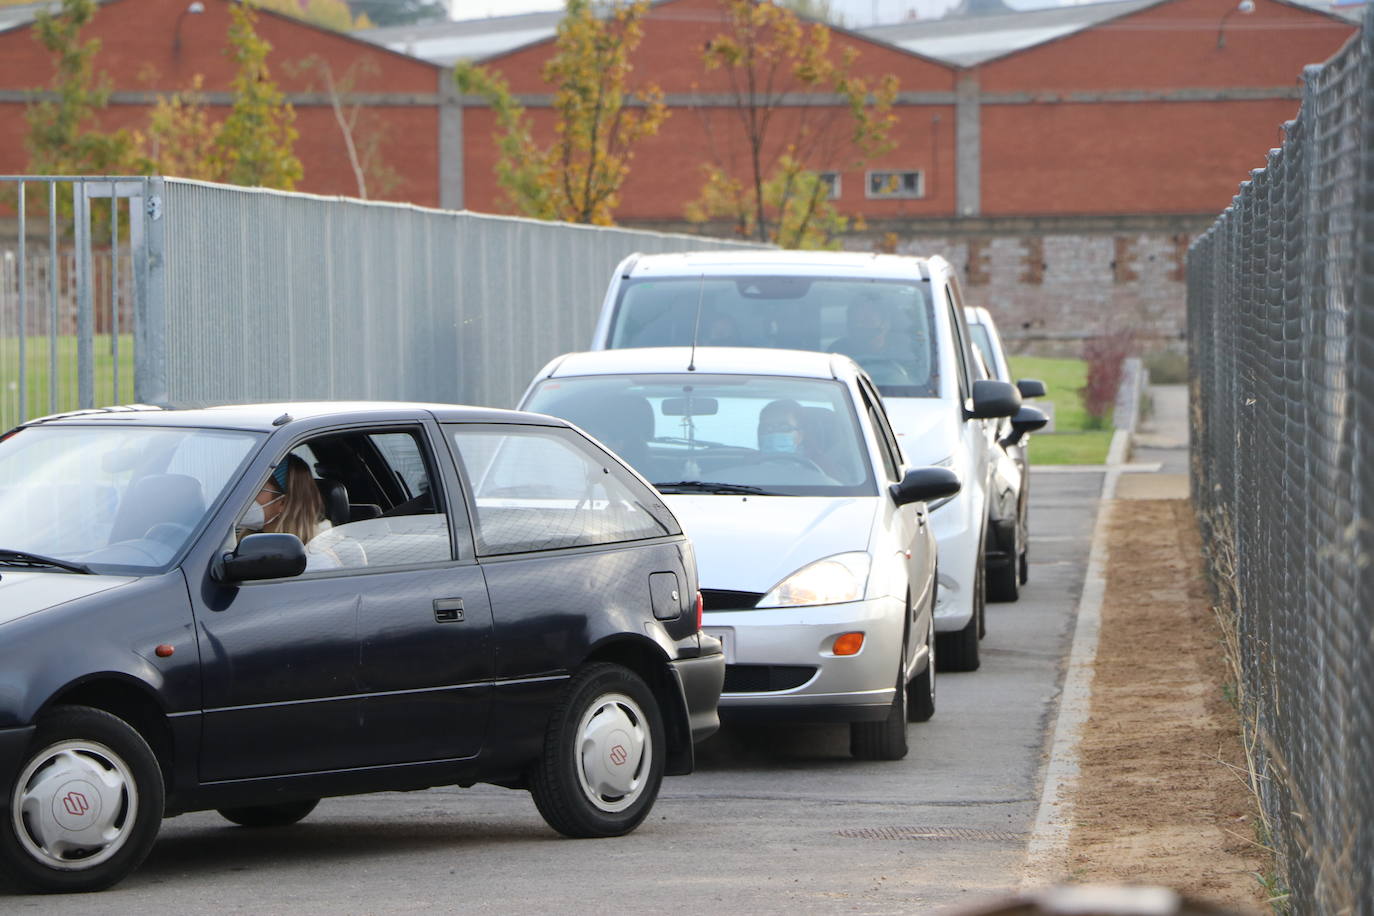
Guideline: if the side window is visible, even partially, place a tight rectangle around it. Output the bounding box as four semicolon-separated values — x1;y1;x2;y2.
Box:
944;287;972;401
448;424;674;556
232;427;458;573
858;384;900;481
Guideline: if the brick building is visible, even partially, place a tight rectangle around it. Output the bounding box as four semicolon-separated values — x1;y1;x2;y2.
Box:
430;0;1358;349
0;0;462;206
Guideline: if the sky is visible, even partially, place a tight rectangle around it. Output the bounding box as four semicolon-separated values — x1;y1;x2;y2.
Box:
452;0;1065;27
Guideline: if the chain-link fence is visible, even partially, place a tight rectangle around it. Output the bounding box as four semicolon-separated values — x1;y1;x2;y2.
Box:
1186;7;1372;912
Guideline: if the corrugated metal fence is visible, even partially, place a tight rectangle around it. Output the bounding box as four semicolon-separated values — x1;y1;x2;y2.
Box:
0;176;759;429
1186;6;1372;912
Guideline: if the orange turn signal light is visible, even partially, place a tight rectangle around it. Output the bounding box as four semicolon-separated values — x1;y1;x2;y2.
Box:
832;632;865;656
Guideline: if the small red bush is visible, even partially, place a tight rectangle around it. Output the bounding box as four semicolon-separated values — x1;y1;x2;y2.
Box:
1081;329;1137;429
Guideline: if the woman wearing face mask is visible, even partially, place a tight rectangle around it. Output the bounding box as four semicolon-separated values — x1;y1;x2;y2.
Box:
238;454;326;545
757;399;806;455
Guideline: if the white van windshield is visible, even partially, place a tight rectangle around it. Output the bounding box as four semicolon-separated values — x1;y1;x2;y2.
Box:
608;276;939;397
525;374;877;497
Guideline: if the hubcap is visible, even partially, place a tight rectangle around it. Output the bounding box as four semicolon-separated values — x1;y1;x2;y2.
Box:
576;692;650;813
12;740;138;871
927;614;937;703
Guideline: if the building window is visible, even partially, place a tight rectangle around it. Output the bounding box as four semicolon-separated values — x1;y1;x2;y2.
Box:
817;171;841;200
866;170;924;199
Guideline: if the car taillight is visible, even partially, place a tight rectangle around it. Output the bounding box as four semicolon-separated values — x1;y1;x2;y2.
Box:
695;590;703;630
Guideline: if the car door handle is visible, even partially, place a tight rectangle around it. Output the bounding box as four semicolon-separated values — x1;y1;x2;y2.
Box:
433;598;465;623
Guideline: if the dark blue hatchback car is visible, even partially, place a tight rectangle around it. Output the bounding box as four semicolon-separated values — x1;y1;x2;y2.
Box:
0;402;723;893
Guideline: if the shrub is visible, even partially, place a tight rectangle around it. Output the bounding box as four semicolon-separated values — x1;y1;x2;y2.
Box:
1080;329;1136;429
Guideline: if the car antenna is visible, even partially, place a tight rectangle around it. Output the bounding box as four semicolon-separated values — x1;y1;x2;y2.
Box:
687;274;705;372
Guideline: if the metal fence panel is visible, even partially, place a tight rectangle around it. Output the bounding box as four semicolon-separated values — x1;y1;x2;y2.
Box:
157;180;760;410
0;177;157;431
1187;6;1373;911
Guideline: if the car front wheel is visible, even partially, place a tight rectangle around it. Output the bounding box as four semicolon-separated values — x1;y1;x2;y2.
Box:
0;706;164;894
530;663;665;838
850;629;910;761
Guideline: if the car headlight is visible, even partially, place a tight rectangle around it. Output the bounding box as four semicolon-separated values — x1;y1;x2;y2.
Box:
757;552;871;607
928;456;958;512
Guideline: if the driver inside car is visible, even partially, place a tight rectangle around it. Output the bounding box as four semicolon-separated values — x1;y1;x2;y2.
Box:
757;399;806;455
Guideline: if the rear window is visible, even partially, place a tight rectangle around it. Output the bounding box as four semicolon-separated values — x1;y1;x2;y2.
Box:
607;276;939;398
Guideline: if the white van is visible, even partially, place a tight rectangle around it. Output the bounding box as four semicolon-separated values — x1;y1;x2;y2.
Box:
589;251;1021;671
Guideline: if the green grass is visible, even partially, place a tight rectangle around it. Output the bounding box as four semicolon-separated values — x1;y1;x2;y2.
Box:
0;334;135;431
1008;354;1114;465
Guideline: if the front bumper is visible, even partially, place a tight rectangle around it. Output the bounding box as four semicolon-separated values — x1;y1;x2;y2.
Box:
702;595;905;723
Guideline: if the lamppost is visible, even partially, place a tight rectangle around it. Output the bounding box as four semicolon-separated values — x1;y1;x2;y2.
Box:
1216;0;1255;49
172;1;205;56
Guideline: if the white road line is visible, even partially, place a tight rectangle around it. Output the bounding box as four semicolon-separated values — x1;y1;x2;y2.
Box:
1020;428;1129;887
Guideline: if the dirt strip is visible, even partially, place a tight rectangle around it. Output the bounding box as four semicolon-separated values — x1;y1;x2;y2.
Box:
1064;498;1267;912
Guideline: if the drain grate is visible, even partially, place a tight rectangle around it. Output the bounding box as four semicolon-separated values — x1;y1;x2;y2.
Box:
838;826;1021;842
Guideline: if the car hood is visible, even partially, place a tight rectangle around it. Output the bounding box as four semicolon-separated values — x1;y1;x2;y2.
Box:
882;397;959;466
664;495;876;593
0;570;137;627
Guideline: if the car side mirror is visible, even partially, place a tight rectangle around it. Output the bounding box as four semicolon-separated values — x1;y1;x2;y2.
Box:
1016;378;1046;399
890;467;962;507
218;533;307;582
966;379;1022;420
1000;405;1049;448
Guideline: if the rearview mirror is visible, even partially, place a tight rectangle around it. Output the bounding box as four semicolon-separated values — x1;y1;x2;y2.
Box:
1000;405;1049;448
1016;378;1047;399
661;396;719;416
891;467;961;507
217;533;307;582
966;379;1022;420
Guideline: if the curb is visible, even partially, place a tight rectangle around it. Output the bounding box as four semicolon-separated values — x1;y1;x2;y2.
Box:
1019;427;1129;887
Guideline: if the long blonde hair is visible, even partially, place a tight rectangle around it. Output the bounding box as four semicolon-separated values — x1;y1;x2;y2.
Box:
266;455;324;543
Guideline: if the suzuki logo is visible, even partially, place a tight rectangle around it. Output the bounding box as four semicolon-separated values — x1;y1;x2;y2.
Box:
609;745;628;766
62;792;90;817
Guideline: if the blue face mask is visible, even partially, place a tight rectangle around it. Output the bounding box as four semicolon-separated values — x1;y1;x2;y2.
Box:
760;432;799;454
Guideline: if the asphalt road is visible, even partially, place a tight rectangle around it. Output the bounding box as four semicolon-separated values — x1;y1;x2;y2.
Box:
5;470;1103;915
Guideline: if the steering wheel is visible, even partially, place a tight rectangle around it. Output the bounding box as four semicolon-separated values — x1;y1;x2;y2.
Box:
144;522;193;548
754;452;826;474
856;358;914;385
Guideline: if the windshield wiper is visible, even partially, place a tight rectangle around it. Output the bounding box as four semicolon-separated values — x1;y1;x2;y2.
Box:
653;481;777;496
0;549;94;574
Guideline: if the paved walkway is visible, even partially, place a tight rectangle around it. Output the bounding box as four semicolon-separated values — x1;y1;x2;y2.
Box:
1117;384;1189;500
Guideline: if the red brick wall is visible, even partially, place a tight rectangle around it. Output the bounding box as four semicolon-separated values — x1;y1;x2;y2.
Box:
0;0;444;204
977;0;1355;93
979;98;1299;215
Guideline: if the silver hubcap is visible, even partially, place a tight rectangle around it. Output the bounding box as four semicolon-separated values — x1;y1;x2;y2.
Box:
927;614;937;702
576;692;650;813
11;740;138;871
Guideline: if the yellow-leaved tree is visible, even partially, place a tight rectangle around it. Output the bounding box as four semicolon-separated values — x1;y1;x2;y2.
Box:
249;0;374;32
686;0;897;248
456;0;667;226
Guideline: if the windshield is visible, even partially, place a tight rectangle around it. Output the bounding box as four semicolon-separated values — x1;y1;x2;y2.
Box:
525;374;876;497
608;276;938;397
0;425;262;574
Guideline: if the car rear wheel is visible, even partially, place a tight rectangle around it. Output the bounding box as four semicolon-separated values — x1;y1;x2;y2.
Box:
0;706;163;894
218;799;319;828
907;612;936;723
531;663;665;838
850;632;910;761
